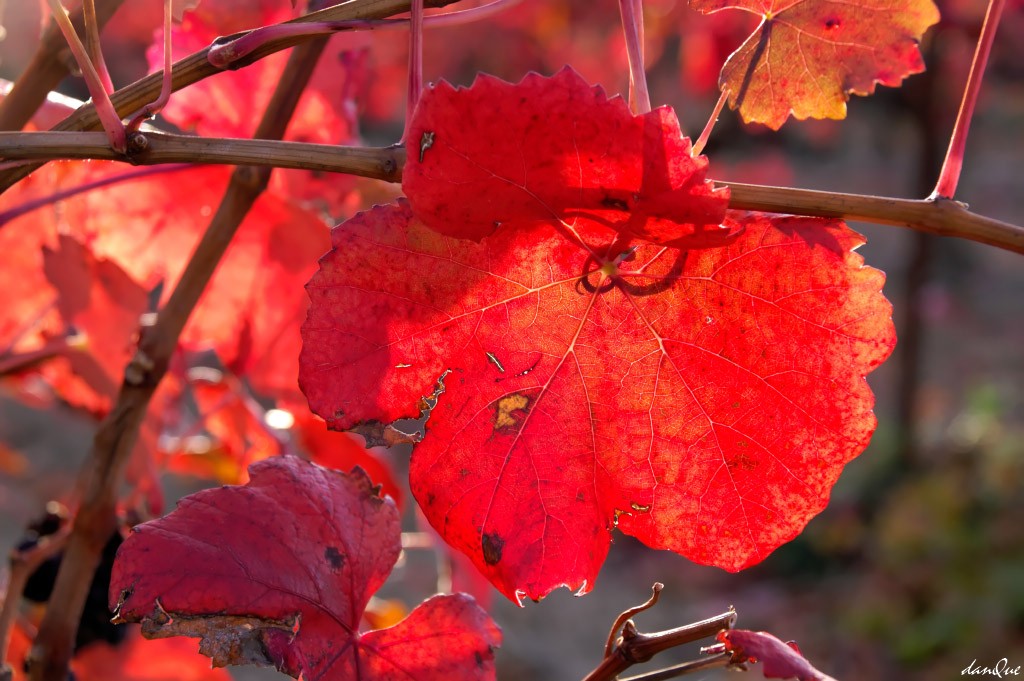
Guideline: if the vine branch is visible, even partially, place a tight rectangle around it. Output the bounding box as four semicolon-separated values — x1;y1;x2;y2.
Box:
582;592;737;681
3;133;1021;255
0;131;403;182
0;0;460;193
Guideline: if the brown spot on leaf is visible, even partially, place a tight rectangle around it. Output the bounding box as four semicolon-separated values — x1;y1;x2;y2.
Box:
324;546;345;570
601;195;631;211
727;452;758;471
493;393;531;431
482;532;504;565
630;502;651;513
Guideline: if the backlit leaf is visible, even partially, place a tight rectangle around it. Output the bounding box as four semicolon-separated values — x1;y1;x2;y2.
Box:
110;456;500;680
690;0;941;129
300;200;895;602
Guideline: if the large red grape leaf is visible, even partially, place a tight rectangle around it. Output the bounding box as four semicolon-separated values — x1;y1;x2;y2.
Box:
110;456;500;680
690;0;940;129
300;201;894;602
402;68;731;247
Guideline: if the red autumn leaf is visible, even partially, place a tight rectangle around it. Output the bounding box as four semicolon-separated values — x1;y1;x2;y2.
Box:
41;234;148;414
300;201;894;602
109;456;501;680
402;68;731;248
0;216;56;357
690;0;940;129
718;629;837;681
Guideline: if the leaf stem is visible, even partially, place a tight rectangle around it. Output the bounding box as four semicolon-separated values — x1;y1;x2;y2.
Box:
618;0;651;114
44;0;125;152
404;0;424;142
82;0;113;94
932;0;1005;199
25;38;329;681
0;0;124;132
127;0;173;130
691;89;728;157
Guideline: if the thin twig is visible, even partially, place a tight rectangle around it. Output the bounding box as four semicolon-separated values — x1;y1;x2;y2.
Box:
127;0;174;130
0;0;124;132
617;652;733;681
25;38;330;681
0;528;71;674
932;0;1005;198
691;89;728;157
207;0;521;69
0;0;461;193
0;336;77;376
0;164;192;227
605;583;664;657
582;608;737;681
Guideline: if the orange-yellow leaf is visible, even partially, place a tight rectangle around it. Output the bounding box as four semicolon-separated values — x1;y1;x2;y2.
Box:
691;0;940;129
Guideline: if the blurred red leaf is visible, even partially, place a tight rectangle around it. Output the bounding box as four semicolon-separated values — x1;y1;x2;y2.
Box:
160;368;282;484
0;441;29;476
72;629;231;681
690;0;940;129
42;235;148;414
403;68;730;247
300;201;894;602
155;0;359;214
110;456;500;680
719;629;838;681
43;164;330;404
